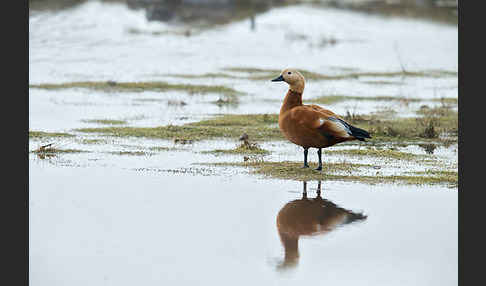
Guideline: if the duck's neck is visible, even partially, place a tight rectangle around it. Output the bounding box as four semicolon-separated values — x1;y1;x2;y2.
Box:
280;232;299;263
280;89;303;114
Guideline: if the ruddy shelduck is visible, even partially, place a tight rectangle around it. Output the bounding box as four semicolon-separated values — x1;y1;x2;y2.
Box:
276;181;367;268
272;68;371;170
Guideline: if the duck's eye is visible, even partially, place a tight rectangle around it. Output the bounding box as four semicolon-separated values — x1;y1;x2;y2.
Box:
287;72;291;75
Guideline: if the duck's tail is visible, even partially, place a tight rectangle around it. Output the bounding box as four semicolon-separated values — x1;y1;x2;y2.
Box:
348;124;371;141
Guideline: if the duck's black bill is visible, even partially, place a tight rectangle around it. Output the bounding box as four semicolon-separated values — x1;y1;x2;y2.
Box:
271;75;284;82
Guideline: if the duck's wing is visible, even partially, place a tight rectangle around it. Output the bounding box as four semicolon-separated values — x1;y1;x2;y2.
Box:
290;105;353;139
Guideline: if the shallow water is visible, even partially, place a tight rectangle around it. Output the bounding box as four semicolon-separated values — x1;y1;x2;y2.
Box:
30;164;457;286
29;1;457;285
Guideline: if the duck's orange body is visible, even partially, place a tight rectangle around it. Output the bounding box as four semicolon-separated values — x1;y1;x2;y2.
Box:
272;68;371;170
278;90;354;148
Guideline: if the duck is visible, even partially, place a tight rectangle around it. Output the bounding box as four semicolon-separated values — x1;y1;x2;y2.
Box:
276;181;367;269
272;69;371;170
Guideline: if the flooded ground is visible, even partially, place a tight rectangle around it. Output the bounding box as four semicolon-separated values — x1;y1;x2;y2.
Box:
29;0;457;285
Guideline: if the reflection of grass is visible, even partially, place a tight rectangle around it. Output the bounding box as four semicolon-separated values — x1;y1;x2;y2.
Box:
29;81;242;96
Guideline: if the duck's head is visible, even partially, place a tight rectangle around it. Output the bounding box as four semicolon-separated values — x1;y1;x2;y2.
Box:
271;68;305;94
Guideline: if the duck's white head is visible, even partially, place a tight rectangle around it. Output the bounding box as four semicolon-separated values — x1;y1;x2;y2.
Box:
271;68;305;94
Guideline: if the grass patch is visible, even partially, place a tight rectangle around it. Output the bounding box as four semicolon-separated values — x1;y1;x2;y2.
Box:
202;141;269;155
79;138;109;145
310;95;457;105
166;73;241;79
202;160;457;186
149;146;178;152
344;109;458;141
224;66;457;81
108;151;154;156
76;114;282;141
29;81;242;96
75;109;457;143
309;95;420;105
203;161;373;181
31;144;88;159
31;148;86;154
81;119;128;125
408;170;458;187
29;131;75;139
325;148;429;161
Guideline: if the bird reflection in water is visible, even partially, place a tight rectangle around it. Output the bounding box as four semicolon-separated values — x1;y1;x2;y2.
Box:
276;181;367;270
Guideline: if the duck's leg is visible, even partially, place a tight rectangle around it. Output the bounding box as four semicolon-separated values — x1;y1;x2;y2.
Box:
302;147;309;168
302;181;307;199
315;148;323;171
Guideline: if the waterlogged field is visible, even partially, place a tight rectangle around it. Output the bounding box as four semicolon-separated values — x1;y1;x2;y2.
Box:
29;1;458;285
